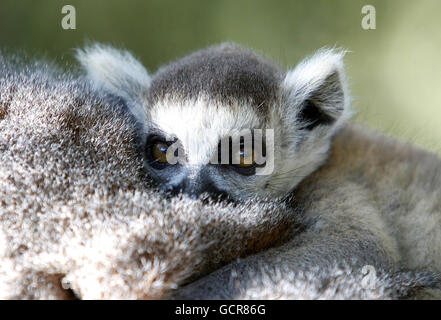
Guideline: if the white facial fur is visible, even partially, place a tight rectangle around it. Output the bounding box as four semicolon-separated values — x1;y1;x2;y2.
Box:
149;96;262;166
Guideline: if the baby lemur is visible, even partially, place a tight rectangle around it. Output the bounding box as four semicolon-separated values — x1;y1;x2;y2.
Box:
76;42;441;298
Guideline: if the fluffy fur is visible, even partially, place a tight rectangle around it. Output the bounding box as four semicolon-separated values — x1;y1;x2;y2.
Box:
0;46;440;299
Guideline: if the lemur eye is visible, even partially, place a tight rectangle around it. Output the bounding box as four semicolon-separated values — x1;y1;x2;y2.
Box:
216;134;263;176
235;149;255;168
151;142;169;164
231;141;257;175
146;135;180;169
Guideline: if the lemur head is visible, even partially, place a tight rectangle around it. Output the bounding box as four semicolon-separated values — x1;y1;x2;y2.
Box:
77;43;350;201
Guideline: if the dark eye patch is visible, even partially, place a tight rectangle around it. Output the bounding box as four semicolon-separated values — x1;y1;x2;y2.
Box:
145;134;180;169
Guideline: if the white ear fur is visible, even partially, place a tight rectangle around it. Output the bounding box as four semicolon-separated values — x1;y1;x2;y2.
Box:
281;48;351;130
76;43;151;124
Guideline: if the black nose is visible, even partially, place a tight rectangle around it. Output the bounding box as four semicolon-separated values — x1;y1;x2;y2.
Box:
164;184;183;196
164;178;229;201
200;182;230;201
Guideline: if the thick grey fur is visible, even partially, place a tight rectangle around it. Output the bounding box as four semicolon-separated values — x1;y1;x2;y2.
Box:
0;47;440;299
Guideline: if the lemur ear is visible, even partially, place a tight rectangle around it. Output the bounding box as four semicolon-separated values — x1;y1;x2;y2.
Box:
281;48;350;131
76;44;151;123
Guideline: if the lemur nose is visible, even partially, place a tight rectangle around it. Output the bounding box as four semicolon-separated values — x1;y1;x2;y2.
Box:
164;184;184;196
165;178;229;201
199;183;230;202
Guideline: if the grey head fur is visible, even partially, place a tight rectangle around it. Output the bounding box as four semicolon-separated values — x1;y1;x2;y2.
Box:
147;42;282;117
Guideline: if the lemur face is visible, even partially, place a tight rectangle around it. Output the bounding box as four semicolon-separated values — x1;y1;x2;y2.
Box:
143;96;272;200
77;42;350;201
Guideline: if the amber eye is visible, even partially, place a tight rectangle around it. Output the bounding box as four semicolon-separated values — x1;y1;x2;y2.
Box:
151;141;169;164
235;148;255;168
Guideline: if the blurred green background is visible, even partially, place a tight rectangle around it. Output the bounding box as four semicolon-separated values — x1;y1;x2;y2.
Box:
1;0;440;153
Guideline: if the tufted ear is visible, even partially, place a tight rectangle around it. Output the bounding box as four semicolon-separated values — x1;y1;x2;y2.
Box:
281;48;350;131
76;43;151;124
